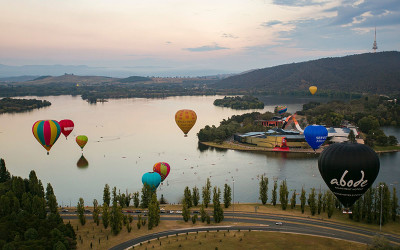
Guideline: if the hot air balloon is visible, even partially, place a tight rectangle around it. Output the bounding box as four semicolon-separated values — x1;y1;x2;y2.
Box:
304;125;328;150
318;142;380;208
153;162;170;182
76;135;88;150
32;120;61;155
142;172;162;190
59;119;74;139
77;154;89;169
175;109;197;136
309;86;317;95
275;106;287;115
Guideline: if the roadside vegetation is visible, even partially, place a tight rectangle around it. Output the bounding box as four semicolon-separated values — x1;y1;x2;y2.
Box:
213;95;264;110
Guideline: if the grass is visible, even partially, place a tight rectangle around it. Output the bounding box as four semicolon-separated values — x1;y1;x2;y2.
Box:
373;145;400;152
131;231;367;250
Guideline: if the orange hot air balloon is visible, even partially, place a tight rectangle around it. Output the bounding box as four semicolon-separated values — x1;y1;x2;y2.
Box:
309;86;317;95
175;109;197;136
76;135;88;151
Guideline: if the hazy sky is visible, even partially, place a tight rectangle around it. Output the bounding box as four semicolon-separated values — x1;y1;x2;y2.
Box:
1;0;399;76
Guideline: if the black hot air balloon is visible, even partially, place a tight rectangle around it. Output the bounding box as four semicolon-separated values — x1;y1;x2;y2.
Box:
318;142;380;208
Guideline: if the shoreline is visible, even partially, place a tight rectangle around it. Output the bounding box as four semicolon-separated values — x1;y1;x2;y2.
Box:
199;141;400;154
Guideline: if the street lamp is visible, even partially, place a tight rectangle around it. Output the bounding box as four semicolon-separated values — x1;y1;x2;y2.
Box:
232;179;235;222
379;184;384;232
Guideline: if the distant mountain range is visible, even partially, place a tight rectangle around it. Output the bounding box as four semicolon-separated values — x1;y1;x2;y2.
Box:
212;51;400;95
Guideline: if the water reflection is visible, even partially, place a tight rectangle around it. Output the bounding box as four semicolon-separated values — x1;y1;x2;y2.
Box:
76;154;89;169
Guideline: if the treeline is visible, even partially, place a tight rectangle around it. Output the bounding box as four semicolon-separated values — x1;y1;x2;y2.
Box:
213;95;264;110
299;95;400;147
0;159;76;249
197;112;275;143
258;176;399;225
0;97;51;114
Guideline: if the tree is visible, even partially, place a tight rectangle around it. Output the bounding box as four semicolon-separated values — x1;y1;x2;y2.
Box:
77;198;86;225
308;188;316;216
290;190;296;209
200;204;207;222
148;193;160;229
352;198;362;222
103;184;111;206
223;184;232;208
45;183;54;204
317;190;322;215
379;183;391;226
0;158;11;183
29;170;40;196
279;180;289;210
48;194;58;214
391;187;398;222
93;199;100;226
202;178;211;208
388;135;398;146
184;186;192;208
140;183;153;208
213;187;224;223
271;180;277;206
182;200;190;222
259;176;268;205
300;187;306;214
347;130;356;143
112;186;117;204
124;189;131;207
102;203;110;229
326;191;334;218
32;195;46;218
110;201;123;235
357;115;379;134
133;191;140;208
192;186;200;207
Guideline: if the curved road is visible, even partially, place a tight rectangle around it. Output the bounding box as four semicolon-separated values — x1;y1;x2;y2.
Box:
60;211;400;250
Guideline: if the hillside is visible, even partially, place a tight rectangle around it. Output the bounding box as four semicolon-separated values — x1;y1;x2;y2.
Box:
212;51;400;95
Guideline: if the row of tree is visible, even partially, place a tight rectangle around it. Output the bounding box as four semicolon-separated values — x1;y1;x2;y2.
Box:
0;159;76;249
259;175;399;225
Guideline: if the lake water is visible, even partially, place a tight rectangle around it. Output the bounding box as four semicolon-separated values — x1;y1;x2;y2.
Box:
0;95;399;206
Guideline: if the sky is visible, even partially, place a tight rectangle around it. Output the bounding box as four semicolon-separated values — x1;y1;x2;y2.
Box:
0;0;399;77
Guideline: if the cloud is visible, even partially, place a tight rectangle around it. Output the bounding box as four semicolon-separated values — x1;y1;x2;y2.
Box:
272;0;325;7
221;33;238;39
184;44;229;52
261;20;283;27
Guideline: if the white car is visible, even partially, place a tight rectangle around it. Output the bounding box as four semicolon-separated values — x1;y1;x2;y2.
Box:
176;210;182;214
275;222;283;225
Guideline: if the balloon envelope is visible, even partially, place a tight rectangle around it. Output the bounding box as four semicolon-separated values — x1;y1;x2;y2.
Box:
142;172;161;190
153;162;170;182
175;109;197;136
304;125;328;150
32;120;61;153
76;135;88;149
59;119;74;139
318;142;380;208
276;106;287;115
309;86;317;95
77;155;89;168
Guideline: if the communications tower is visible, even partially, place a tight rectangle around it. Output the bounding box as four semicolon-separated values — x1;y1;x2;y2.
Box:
372;27;378;52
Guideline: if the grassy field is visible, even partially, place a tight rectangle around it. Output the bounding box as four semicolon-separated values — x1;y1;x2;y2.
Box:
131;231;367;250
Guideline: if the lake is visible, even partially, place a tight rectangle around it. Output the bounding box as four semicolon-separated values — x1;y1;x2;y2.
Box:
0;95;399;206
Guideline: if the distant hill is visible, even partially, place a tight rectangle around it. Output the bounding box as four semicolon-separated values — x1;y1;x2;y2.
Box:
14;74;117;85
117;76;152;83
212;51;400;95
0;75;39;83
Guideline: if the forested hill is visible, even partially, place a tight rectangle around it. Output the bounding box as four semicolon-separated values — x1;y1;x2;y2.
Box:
212;51;400;95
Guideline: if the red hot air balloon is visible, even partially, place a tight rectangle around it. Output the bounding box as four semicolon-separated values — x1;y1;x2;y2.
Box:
59;119;74;139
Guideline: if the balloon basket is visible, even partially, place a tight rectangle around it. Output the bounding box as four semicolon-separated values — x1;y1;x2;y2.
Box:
184;134;188;137
47;152;49;155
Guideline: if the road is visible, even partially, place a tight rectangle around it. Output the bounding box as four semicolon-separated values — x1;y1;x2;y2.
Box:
60;211;400;249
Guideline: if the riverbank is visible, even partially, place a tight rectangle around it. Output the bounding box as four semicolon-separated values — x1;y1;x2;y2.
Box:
200;141;400;154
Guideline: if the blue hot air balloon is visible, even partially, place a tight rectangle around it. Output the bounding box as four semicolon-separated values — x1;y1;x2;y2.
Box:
304;125;328;150
142;172;162;190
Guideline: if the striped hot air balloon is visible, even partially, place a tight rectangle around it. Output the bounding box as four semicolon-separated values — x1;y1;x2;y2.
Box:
153;162;170;182
32;120;61;155
276;106;287;115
